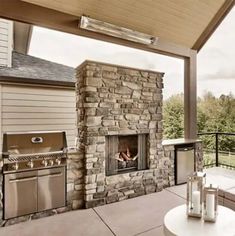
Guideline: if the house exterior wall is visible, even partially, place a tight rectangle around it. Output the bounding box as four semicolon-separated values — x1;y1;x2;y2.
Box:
0;83;77;148
0;19;13;67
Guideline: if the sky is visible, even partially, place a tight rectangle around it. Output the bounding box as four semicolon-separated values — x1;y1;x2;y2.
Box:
29;7;235;100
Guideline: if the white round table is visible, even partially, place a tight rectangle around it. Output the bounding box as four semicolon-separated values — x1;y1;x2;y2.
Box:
164;205;235;236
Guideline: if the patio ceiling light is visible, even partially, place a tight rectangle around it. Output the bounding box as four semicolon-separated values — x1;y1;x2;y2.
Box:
79;16;158;45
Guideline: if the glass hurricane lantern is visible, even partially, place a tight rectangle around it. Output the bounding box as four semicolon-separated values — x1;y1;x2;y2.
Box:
203;184;218;222
186;172;206;218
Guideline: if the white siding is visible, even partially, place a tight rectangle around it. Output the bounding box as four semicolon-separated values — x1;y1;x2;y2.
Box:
1;84;77;148
0;19;13;67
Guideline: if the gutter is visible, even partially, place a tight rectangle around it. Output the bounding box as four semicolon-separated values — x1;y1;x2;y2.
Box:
0;76;75;88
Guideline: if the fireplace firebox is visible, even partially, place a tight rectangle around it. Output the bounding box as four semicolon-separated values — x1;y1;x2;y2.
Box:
106;134;148;176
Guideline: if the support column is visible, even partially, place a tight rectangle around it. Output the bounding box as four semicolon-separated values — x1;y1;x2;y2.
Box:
184;50;197;139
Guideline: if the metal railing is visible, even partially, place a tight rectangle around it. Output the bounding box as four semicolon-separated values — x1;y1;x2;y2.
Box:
197;132;235;169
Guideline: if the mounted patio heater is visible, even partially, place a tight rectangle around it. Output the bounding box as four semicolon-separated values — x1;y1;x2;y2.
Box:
79;16;158;45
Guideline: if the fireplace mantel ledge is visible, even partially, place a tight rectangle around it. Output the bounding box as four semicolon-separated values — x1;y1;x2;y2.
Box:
162;138;201;146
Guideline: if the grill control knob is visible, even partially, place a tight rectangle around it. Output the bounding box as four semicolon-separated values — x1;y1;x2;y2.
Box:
49;159;54;166
27;160;34;168
12;162;19;170
55;158;61;165
41;159;48;167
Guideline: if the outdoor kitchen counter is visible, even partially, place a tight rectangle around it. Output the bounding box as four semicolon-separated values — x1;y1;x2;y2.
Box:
162;138;204;186
162;138;201;146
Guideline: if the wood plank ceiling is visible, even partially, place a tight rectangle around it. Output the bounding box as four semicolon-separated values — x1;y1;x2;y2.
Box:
22;0;229;49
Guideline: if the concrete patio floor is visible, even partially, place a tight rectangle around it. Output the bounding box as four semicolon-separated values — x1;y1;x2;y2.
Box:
0;188;185;236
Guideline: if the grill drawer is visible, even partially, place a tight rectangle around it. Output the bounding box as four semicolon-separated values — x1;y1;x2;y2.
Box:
4;171;38;219
38;167;66;211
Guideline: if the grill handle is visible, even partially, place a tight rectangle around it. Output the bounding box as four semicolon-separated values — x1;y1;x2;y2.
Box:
38;172;62;178
9;176;37;183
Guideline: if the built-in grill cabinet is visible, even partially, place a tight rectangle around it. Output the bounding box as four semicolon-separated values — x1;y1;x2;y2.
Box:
2;131;67;219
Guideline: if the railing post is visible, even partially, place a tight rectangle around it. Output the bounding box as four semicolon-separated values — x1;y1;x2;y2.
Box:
215;133;219;166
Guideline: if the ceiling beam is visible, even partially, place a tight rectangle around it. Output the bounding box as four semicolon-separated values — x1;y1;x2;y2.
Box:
192;0;234;51
0;0;191;59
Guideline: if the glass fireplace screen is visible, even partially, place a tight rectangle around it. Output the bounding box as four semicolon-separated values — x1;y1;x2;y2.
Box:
105;134;148;176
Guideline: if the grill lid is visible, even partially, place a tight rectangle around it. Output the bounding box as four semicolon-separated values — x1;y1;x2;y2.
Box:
2;131;67;157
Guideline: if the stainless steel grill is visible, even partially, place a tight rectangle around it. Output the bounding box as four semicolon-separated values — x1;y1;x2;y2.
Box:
2;131;68;219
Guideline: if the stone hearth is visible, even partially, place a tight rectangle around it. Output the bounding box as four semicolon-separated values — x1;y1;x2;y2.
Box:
76;61;164;208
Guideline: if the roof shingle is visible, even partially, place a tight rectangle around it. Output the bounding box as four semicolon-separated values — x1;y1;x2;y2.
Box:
0;52;75;83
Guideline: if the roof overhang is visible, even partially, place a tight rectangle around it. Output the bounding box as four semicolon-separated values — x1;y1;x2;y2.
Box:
13;21;32;54
0;0;234;58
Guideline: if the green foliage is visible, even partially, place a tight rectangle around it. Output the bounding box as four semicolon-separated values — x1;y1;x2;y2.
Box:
197;92;235;151
163;92;235;152
163;93;184;139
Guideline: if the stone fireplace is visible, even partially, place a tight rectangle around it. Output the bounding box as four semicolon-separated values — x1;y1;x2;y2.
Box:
76;61;164;208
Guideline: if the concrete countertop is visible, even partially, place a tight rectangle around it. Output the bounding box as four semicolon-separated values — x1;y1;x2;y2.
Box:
162;138;201;146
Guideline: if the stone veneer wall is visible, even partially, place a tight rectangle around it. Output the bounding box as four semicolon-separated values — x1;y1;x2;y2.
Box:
162;142;204;186
0;151;84;226
66;150;84;210
76;61;164;208
162;145;175;187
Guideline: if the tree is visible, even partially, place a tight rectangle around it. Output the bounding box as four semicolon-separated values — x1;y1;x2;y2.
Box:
163;94;184;139
197;92;235;152
163;91;235;152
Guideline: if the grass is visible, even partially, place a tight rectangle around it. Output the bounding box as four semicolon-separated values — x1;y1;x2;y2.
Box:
203;150;235;169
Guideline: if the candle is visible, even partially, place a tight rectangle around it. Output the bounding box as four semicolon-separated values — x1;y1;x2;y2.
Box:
189;181;198;205
192;191;200;214
192;181;198;191
206;193;215;218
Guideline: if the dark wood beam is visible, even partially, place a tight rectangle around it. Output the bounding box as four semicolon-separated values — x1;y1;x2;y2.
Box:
0;0;190;58
193;0;235;51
